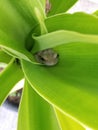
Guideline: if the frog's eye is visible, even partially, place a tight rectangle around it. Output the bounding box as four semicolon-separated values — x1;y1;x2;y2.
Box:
57;54;59;58
53;53;59;58
39;56;45;61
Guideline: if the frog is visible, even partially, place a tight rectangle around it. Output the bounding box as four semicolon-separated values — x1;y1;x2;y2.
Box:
45;0;51;14
34;49;59;66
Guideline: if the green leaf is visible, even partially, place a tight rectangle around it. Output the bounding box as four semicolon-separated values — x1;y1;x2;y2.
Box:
11;0;46;22
0;0;47;61
32;30;98;52
40;0;46;8
0;30;34;61
0;0;39;61
55;109;85;130
0;58;23;105
22;40;98;129
0;0;35;43
18;80;60;130
0;49;12;63
93;10;98;16
47;0;78;16
45;12;98;34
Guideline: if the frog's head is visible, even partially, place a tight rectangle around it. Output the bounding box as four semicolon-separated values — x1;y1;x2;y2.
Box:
34;49;59;66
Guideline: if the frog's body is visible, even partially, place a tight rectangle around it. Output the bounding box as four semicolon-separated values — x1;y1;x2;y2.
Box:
34;49;59;66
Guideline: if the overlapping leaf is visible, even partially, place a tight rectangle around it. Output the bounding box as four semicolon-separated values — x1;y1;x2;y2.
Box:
47;0;78;16
21;12;98;129
22;40;98;129
0;49;11;63
45;12;98;34
10;0;46;22
0;0;46;41
18;80;60;130
55;109;85;130
0;0;46;61
0;0;35;43
0;59;23;105
32;30;98;52
0;30;34;61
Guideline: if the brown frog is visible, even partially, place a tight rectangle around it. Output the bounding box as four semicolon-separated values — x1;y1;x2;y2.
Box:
34;49;59;66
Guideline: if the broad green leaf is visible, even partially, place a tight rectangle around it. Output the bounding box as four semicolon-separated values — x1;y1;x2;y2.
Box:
45;12;98;34
22;41;98;129
0;30;34;62
11;0;46;22
48;0;78;16
0;59;23;105
0;0;35;43
32;30;98;52
0;49;12;63
18;80;60;130
40;0;46;8
0;0;46;61
55;109;85;130
0;0;39;61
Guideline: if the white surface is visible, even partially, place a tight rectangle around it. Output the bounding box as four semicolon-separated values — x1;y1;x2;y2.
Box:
88;0;98;4
68;0;98;13
0;0;98;130
0;101;18;130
